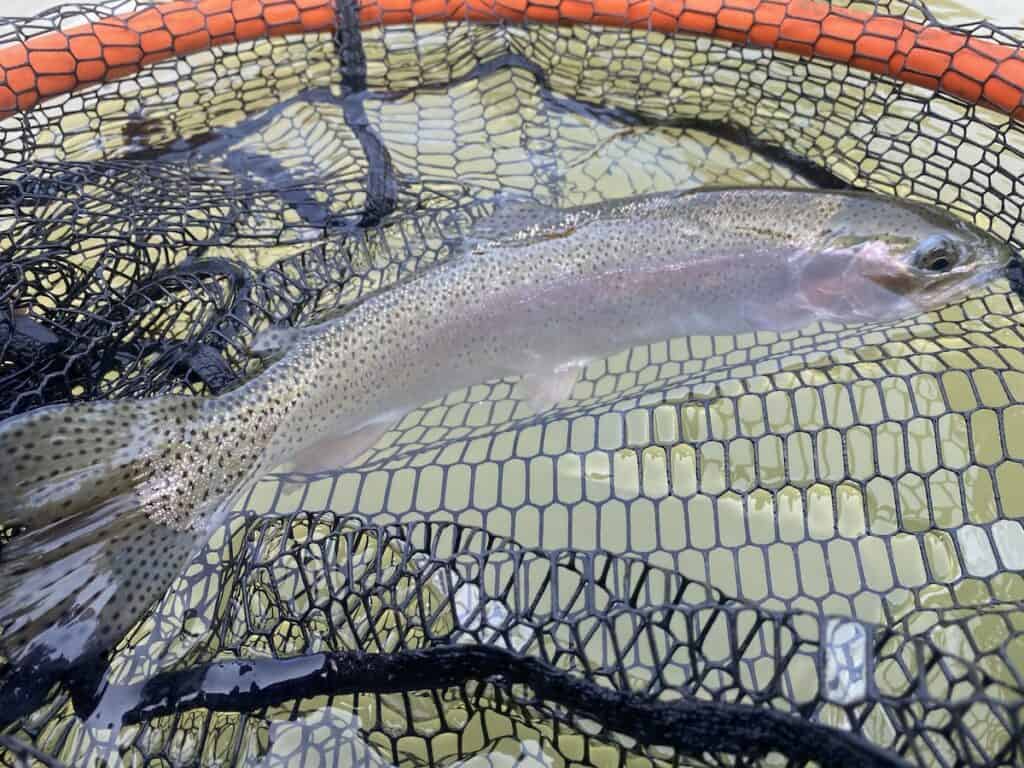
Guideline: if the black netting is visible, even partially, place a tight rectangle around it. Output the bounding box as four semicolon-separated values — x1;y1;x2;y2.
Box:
2;1;1024;766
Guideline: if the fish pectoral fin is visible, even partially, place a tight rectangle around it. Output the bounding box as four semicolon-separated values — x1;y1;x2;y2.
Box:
517;362;586;414
276;418;400;474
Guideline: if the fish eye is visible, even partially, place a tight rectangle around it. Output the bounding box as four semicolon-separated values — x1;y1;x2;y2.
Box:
912;235;960;272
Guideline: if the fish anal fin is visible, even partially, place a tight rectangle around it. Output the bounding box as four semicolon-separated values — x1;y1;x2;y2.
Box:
274;419;397;474
517;362;586;414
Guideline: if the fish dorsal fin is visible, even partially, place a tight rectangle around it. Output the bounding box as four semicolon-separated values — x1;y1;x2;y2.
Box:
459;190;698;256
517;362;587;414
458;195;586;254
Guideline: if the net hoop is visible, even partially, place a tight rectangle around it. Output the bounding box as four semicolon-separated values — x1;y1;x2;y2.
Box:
1;0;1022;120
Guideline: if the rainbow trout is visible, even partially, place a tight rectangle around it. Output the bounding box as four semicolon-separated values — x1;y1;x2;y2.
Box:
0;188;1010;716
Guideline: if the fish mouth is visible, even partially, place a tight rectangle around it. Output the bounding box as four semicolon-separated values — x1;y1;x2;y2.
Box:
830;238;1011;316
851;232;1011;301
911;257;1010;311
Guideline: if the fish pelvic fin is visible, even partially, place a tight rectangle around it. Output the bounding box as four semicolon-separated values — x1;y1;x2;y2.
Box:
0;397;205;725
517;362;586;414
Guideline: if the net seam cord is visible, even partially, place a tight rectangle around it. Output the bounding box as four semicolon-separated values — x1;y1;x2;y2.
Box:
0;0;1021;120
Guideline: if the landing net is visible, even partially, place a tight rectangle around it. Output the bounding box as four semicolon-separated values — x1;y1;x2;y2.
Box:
1;1;1023;766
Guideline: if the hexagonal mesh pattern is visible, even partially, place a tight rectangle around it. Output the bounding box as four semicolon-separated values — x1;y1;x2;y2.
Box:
1;1;1024;766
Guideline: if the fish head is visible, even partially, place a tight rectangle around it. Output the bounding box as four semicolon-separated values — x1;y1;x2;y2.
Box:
794;193;1013;324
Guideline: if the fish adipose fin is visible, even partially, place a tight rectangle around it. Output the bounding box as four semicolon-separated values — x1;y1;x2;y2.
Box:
249;325;312;355
517;362;586;414
0;398;203;725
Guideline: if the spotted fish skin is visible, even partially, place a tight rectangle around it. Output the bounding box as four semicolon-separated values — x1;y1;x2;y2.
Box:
0;187;1010;720
229;188;1009;485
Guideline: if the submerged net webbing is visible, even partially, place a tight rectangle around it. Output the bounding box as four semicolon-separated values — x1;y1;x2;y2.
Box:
2;0;1024;766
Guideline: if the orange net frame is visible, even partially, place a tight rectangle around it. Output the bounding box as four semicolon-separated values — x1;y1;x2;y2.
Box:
2;0;1024;120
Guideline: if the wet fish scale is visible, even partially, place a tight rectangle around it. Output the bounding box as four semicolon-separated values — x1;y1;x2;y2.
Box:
0;187;1010;720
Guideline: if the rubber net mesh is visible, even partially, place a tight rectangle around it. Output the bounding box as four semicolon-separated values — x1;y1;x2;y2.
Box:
2;1;1024;766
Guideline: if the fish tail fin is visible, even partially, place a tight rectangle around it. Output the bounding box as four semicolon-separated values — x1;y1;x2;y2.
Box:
0;397;204;724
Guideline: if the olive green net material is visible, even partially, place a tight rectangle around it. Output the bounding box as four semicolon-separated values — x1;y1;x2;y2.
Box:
2;1;1024;766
